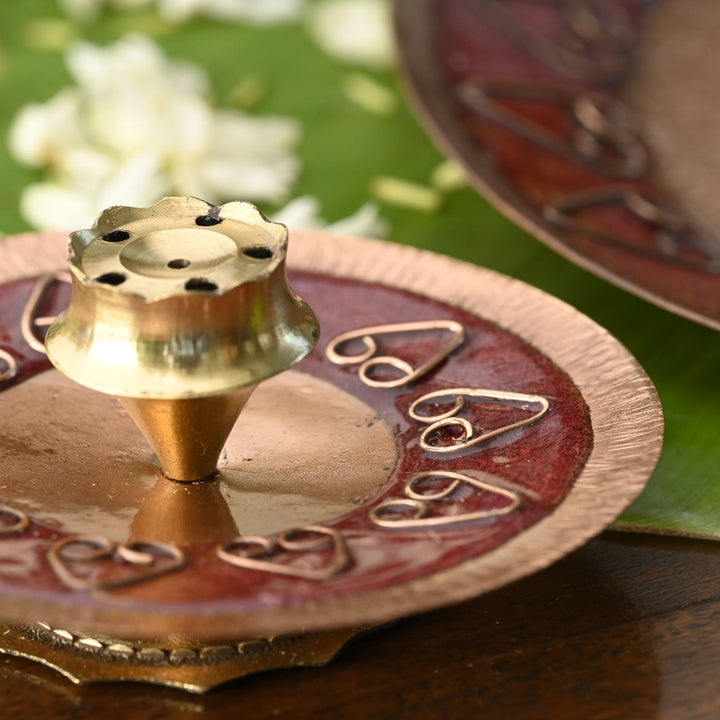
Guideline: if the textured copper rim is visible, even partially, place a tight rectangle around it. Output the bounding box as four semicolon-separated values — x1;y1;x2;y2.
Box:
0;230;662;638
395;0;720;332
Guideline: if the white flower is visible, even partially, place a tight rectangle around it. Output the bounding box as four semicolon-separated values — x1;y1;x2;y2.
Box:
307;0;394;68
58;0;305;24
8;35;301;230
326;201;389;237
20;182;96;231
274;196;389;238
187;112;300;203
158;0;305;24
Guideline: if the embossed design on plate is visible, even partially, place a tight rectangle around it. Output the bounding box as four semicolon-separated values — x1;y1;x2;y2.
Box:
21;272;71;355
325;320;465;388
409;387;550;454
0;349;18;384
458;80;646;178
217;526;349;581
0;506;30;536
370;470;521;528
543;186;720;272
473;0;633;81
48;535;186;591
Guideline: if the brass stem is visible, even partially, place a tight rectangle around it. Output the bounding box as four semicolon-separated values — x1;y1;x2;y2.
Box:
120;387;256;482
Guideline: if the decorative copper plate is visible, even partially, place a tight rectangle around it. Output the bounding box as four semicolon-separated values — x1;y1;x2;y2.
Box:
0;230;661;645
396;0;720;330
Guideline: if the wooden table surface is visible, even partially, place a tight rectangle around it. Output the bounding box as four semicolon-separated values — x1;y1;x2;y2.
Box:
3;531;719;719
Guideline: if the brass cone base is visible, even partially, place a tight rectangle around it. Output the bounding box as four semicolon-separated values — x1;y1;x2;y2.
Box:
120;387;256;482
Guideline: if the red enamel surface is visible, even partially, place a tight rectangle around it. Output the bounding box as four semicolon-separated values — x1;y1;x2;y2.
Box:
0;278;66;389
420;0;720;324
0;272;592;614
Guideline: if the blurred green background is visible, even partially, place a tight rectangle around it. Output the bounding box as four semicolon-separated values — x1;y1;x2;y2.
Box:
1;0;718;537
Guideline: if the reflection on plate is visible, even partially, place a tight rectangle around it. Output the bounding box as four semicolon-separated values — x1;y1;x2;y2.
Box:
397;0;720;330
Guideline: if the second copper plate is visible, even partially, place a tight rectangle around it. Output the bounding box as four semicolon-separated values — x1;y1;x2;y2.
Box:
396;0;720;330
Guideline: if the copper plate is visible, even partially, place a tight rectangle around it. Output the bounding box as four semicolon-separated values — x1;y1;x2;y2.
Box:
0;230;662;642
396;0;720;330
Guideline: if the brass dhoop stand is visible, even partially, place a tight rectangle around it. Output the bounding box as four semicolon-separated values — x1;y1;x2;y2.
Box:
46;197;319;482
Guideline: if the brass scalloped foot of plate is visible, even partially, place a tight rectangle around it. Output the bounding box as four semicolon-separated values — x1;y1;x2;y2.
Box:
0;623;366;693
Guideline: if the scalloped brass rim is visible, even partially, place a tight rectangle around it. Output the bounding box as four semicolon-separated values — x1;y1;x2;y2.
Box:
43;198;319;399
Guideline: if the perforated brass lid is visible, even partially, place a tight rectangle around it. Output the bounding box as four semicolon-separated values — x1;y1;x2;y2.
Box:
45;197;319;399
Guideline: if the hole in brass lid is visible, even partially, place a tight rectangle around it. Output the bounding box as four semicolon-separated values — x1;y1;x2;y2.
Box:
243;246;274;260
96;272;127;286
185;278;218;292
167;258;191;270
195;215;223;227
102;230;130;243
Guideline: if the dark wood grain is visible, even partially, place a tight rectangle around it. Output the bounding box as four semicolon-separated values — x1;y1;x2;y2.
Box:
2;531;719;719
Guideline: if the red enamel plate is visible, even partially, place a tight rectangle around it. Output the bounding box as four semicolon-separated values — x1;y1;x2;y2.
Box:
0;230;661;641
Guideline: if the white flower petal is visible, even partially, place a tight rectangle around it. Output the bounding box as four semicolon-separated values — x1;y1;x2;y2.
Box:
10;35;302;229
7;104;55;167
211;111;301;155
307;0;394;68
195;154;301;204
58;0;102;20
193;112;302;202
273;196;325;229
203;0;305;23
20;182;95;231
156;0;199;22
8;90;83;167
95;153;170;210
113;0;154;8
60;0;304;24
66;41;112;90
274;196;389;237
55;147;116;190
327;201;388;237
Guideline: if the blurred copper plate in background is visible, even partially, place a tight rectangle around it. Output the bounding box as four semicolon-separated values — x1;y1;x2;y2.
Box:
396;0;720;330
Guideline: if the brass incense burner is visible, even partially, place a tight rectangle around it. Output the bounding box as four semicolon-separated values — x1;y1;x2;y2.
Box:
46;197;318;482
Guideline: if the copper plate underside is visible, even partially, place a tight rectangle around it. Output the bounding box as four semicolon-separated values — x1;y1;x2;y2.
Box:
0;230;662;641
396;0;720;330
